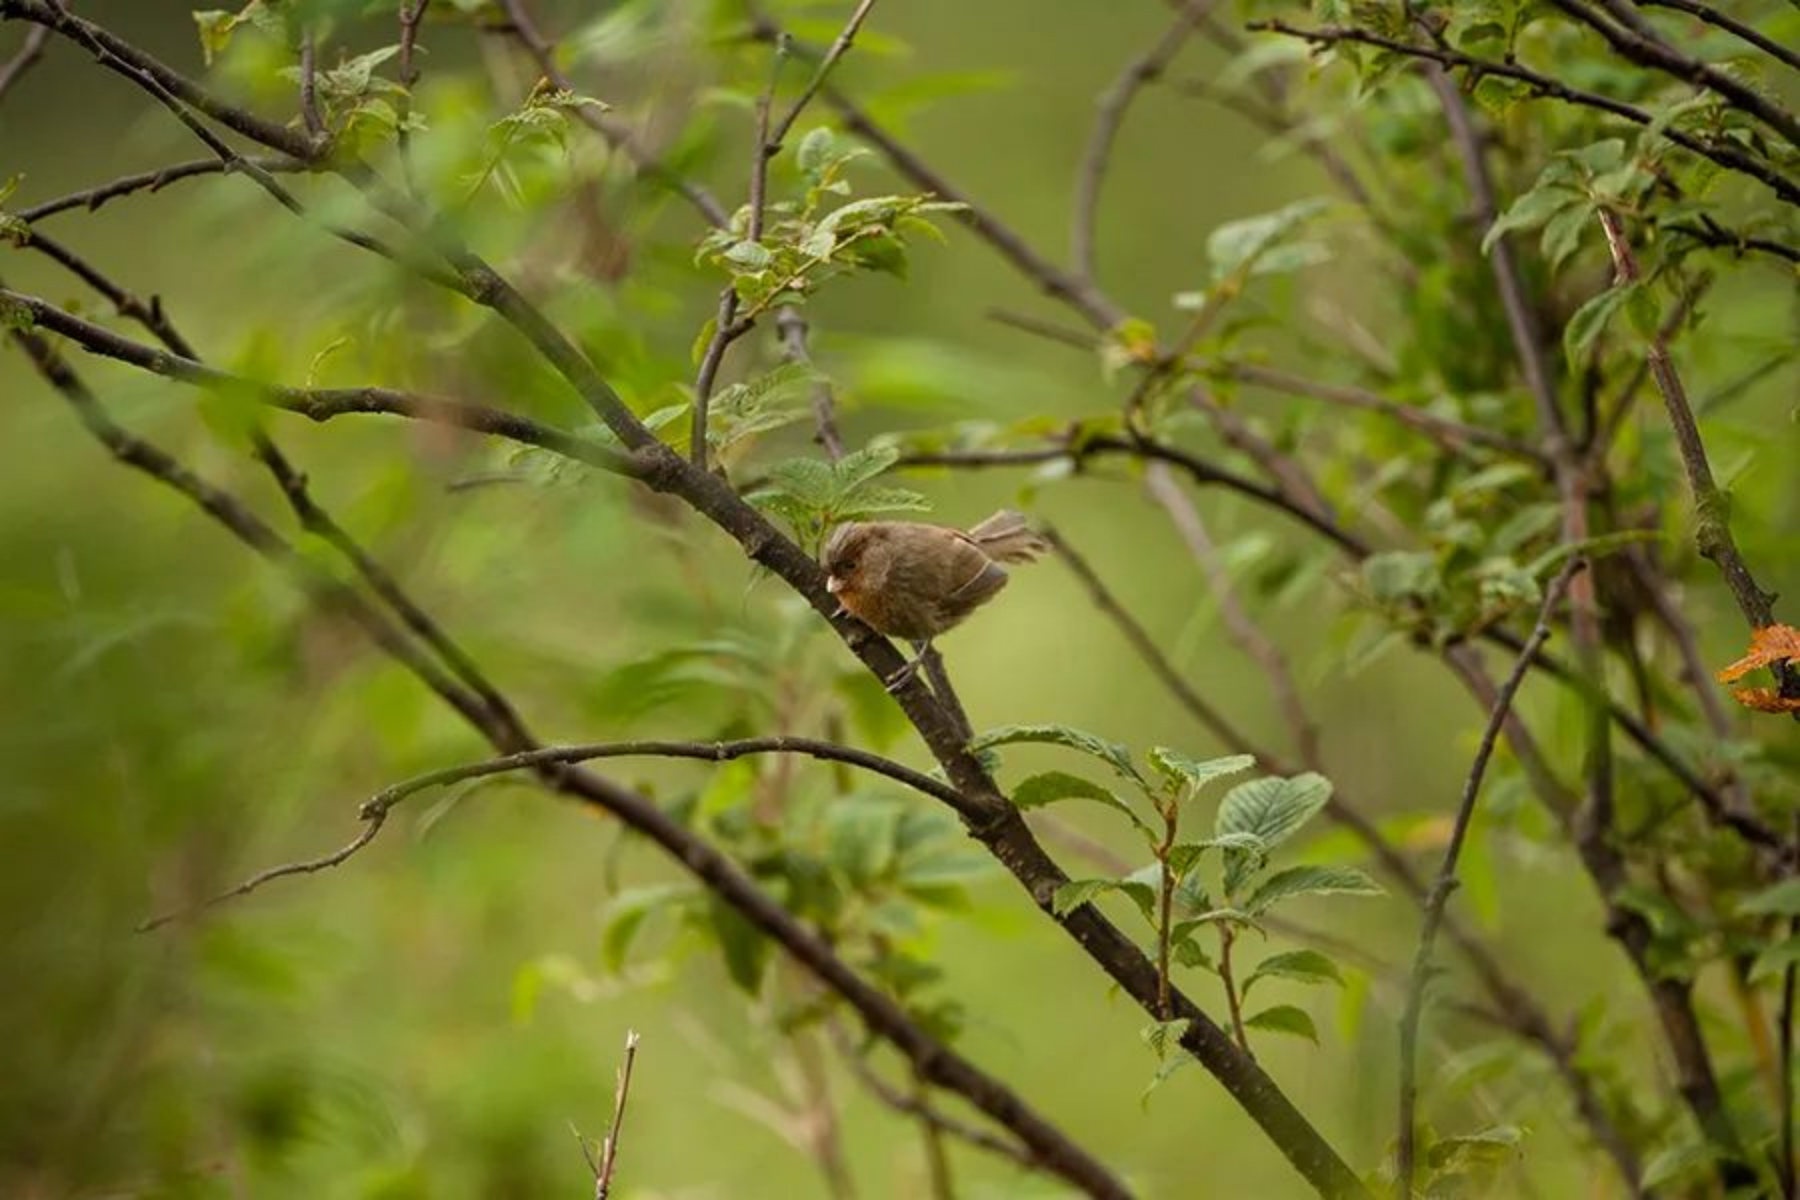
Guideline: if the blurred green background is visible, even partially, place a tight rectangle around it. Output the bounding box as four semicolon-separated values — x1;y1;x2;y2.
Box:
2;1;1796;1197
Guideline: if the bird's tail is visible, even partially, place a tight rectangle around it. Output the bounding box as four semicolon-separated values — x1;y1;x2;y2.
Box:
967;509;1048;564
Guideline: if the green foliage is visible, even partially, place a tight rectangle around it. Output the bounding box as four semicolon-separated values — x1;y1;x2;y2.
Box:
695;126;965;319
745;444;930;551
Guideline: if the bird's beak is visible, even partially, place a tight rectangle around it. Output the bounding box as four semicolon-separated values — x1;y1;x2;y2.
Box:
826;575;844;595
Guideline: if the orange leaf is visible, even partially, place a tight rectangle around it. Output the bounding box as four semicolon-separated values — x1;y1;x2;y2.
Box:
1716;624;1800;684
1730;688;1800;714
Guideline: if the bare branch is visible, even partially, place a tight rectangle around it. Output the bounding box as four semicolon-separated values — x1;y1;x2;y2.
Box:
1548;0;1800;147
765;0;880;152
1071;0;1217;281
1248;19;1800;207
494;0;727;226
0;288;642;477
0;21;46;100
597;1030;642;1199
1596;207;1795;700
777;308;846;460
1639;0;1800;75
17;156;308;223
1398;560;1579;1195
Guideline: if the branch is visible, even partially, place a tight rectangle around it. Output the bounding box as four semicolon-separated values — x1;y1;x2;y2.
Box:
16;156;308;223
765;0;880;152
1638;0;1800;75
1397;560;1579;1196
1247;19;1800;207
494;0;728;227
1549;0;1800;147
0;20;45;100
830;1022;1041;1174
1596;207;1795;698
17;332;1131;1200
1218;361;1546;462
0;0;318;158
898;435;1371;557
596;1030;641;1200
1143;463;1323;767
777;308;846;460
0;288;643;476
1071;0;1216;282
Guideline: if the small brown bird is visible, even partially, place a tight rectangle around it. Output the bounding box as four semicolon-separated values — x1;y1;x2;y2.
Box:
822;510;1047;689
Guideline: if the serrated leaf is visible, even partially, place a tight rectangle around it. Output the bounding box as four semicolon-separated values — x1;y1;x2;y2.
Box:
1750;935;1800;983
1207;198;1330;283
1245;1004;1318;1043
1246;949;1344;994
1483;182;1580;254
1011;770;1147;830
1139;1050;1193;1106
1148;748;1256;795
1215;774;1333;849
1742;878;1800;917
601;885;688;972
1140;1017;1190;1058
1246;865;1383;913
1051;878;1117;916
970;724;1145;785
1563;284;1635;365
1428;1125;1524;1171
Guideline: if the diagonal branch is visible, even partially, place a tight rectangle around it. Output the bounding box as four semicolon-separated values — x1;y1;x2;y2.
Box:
1071;0;1218;282
1397;560;1580;1196
1247;19;1800;207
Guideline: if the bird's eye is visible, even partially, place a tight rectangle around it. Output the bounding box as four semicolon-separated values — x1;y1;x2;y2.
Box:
839;558;857;573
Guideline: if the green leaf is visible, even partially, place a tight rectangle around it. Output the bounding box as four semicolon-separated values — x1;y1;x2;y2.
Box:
1750;935;1800;983
1011;771;1147;829
1215;774;1333;849
706;895;770;994
1148;749;1256;795
1482;183;1580;254
601;885;688;972
1246;949;1344;994
1427;1126;1523;1171
970;723;1145;786
1246;865;1383;913
1742;879;1800;917
1051;878;1117;916
1207;198;1330;283
1139;1049;1193;1106
1562;285;1635;366
1245;1004;1318;1043
1140;1017;1190;1059
722;240;772;271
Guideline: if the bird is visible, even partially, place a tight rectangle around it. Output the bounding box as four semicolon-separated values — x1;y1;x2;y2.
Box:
821;509;1048;690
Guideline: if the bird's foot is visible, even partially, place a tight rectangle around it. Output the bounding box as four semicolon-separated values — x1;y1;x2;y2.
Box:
883;656;924;693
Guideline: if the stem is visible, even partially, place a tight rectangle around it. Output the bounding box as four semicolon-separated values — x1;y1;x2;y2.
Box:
1396;561;1579;1196
1220;924;1252;1057
1156;798;1179;1021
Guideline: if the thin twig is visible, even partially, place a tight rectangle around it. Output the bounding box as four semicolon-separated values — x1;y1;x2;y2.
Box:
1548;0;1800;148
765;0;880;152
1639;0;1800;75
1248;19;1800;207
1144;464;1322;767
1396;559;1579;1196
1071;0;1216;281
137;815;386;933
1596;207;1795;701
298;30;323;136
829;1022;1040;1173
597;1030;641;1199
0;21;47;99
777;308;845;460
17;156;308;222
494;0;727;226
0;287;642;475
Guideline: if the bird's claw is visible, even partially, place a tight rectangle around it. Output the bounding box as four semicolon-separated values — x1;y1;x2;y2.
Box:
884;657;924;693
